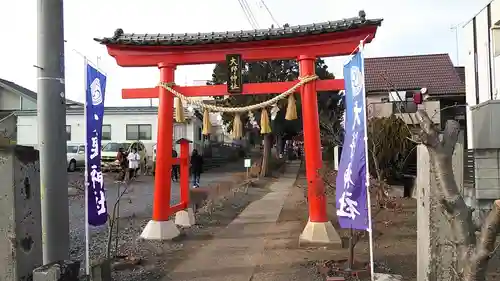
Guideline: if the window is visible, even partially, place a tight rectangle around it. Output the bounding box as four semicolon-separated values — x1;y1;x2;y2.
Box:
66;125;71;141
392;91;417;113
103;142;130;152
393;102;417;113
126;124;152;140
67;145;78;153
130;142;138;151
102;125;111;140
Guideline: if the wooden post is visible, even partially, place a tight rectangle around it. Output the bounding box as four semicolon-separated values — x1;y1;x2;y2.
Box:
298;55;327;222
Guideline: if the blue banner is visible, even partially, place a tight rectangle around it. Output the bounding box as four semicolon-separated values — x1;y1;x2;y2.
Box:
85;63;108;226
335;50;370;230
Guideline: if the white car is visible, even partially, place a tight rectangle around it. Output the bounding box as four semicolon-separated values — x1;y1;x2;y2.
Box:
67;144;85;172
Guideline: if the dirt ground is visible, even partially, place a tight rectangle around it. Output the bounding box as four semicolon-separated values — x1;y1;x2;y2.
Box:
281;167;500;281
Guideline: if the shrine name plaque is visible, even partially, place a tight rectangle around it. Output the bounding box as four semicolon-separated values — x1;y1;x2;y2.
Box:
226;54;243;94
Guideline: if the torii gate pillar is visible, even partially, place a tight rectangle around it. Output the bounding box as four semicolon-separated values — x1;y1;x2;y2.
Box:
298;56;341;246
140;63;180;240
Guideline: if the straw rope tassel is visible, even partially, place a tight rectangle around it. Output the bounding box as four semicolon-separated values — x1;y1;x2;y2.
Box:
260;109;272;134
174;97;185;122
285;94;298;120
202;109;211;135
232;113;243;139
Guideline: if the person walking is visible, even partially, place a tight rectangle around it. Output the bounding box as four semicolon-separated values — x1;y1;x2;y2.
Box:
190;149;203;187
172;148;179;182
116;147;128;181
127;148;140;180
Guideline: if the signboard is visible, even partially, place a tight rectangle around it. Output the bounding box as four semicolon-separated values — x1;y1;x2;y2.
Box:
226;54;243;94
244;158;252;168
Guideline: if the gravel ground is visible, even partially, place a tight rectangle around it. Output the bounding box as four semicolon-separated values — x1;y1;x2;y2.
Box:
66;158;258;279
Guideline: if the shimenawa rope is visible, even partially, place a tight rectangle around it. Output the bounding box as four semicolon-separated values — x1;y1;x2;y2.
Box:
158;74;318;112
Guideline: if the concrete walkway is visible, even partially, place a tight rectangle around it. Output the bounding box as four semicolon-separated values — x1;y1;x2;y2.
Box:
166;161;301;281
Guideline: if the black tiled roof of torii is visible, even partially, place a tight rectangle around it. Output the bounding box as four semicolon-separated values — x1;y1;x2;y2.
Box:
94;11;382;46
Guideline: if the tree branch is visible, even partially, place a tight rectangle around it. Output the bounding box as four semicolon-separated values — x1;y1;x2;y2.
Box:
417;109;476;259
467;200;500;281
415;110;440;148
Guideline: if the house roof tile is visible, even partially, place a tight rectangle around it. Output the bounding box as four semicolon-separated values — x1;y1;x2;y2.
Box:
364;54;465;95
95;11;382;46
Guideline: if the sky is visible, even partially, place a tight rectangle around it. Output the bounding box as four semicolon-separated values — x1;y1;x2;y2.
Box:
0;0;492;106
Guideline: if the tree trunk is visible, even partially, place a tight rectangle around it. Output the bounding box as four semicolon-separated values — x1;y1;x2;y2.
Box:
416;110;500;281
276;135;284;156
260;134;271;177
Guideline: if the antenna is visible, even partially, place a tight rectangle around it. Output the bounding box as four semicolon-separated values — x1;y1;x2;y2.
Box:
450;24;460;65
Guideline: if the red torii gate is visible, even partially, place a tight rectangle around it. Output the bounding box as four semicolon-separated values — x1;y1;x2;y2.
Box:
96;12;381;245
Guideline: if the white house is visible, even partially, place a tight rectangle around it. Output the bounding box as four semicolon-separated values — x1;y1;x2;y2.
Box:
15;106;205;157
464;0;500;147
0;78;207;156
463;0;500;208
0;78;84;143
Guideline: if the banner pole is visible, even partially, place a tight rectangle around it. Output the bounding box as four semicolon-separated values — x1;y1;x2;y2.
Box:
84;58;90;276
359;40;375;280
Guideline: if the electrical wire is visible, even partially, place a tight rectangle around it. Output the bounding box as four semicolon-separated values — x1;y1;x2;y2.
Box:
243;0;261;29
259;0;280;28
238;0;256;29
239;0;260;29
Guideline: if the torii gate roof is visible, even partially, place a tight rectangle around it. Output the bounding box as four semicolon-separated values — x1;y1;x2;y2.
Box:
95;12;382;47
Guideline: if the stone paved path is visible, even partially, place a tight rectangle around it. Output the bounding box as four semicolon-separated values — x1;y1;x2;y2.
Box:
165;161;301;281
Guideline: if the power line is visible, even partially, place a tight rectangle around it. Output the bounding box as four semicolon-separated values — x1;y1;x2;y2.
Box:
237;0;258;29
260;0;280;28
237;0;256;29
450;24;460;65
239;0;260;29
243;0;260;29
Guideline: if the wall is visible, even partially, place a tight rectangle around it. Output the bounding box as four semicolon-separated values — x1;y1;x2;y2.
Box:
0;114;16;141
367;92;441;124
16;113;203;157
0;87;36;111
464;0;500;148
0;88;21;110
20;97;36;110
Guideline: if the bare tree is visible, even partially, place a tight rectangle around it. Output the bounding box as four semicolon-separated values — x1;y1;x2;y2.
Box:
106;181;131;259
416;109;500;281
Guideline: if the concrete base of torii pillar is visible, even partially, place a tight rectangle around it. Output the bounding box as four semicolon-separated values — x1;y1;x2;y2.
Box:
174;208;196;227
140;220;180;240
299;219;342;247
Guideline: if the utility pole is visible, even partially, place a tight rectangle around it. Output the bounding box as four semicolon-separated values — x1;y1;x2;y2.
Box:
37;0;70;263
451;24;460;65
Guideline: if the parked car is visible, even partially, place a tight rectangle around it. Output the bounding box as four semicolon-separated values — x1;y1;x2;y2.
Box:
101;141;148;172
67;144;85;172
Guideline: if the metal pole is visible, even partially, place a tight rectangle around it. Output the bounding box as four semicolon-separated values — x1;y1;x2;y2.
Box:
451;25;460;65
84;59;90;275
360;40;375;281
347;227;354;270
37;0;70;263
